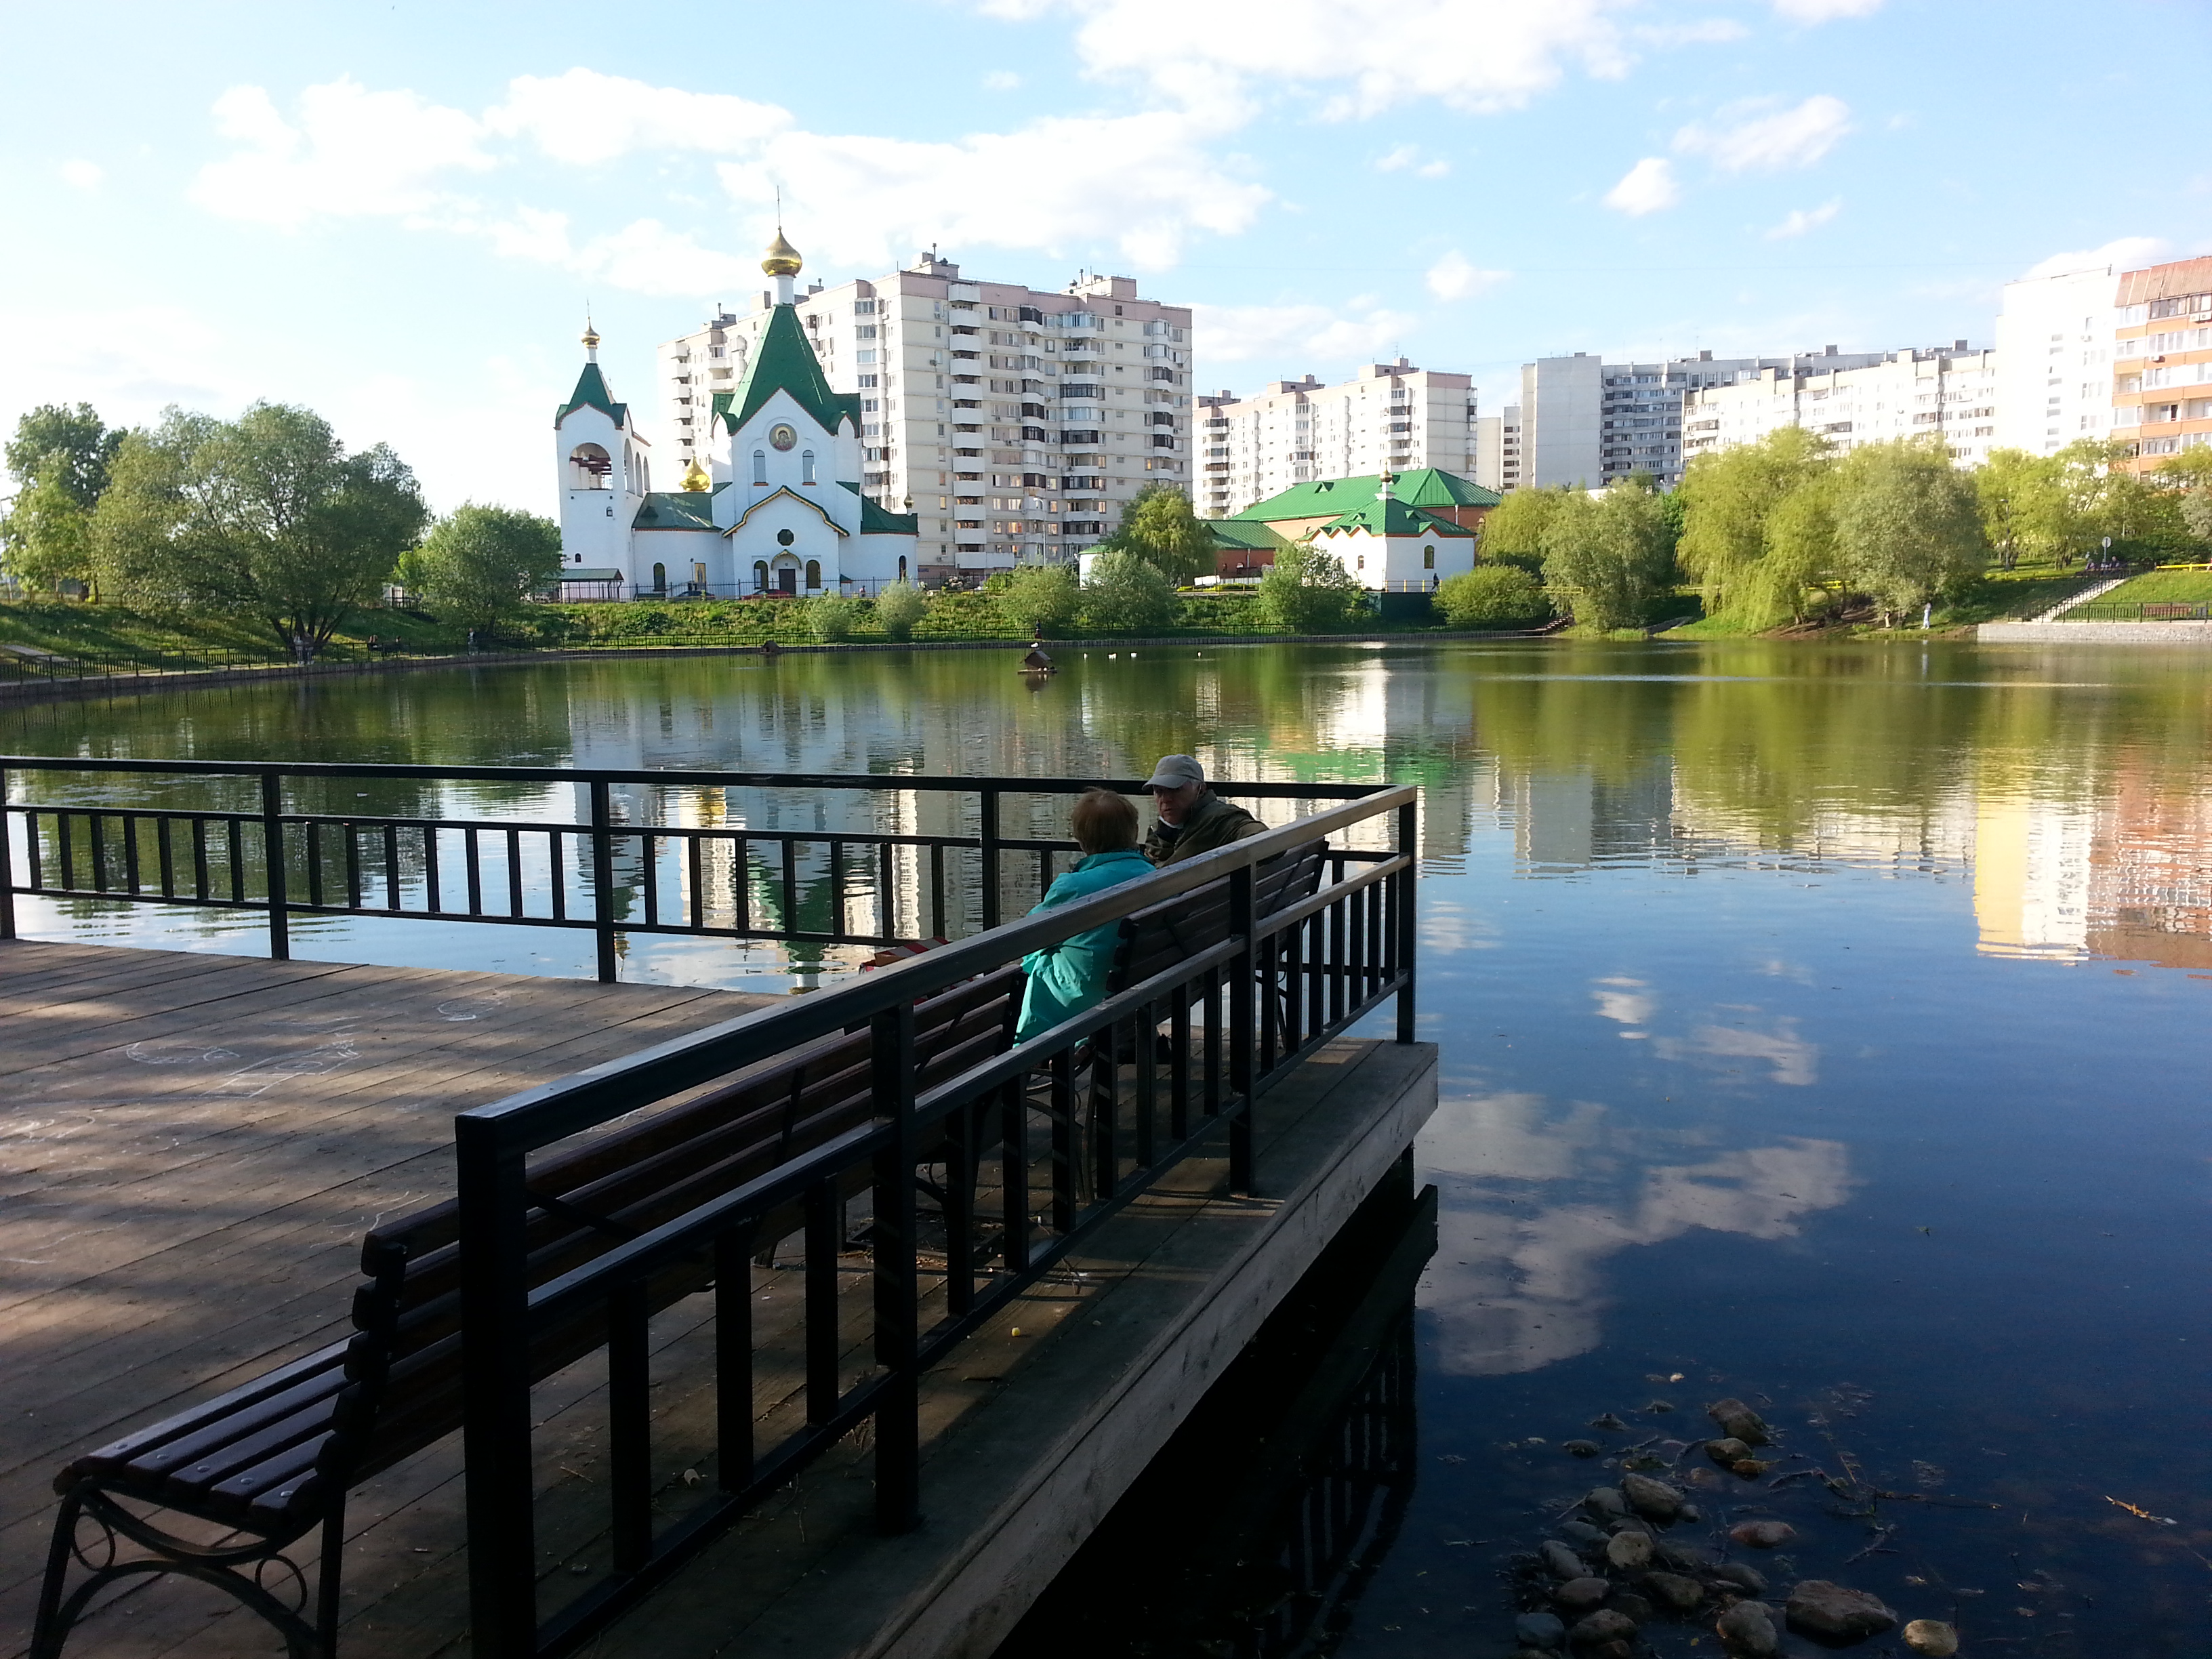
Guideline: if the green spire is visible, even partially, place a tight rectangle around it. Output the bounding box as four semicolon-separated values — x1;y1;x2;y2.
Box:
721;304;859;437
557;361;628;427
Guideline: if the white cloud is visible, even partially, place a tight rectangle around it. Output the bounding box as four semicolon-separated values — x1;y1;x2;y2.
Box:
484;70;787;165
983;70;1023;91
1604;157;1680;216
2021;236;2170;281
1425;251;1508;301
1190;298;1417;366
59;159;103;190
190;79;496;228
1772;0;1883;20
1766;199;1842;239
983;0;1638;119
1674;94;1853;173
1378;143;1450;178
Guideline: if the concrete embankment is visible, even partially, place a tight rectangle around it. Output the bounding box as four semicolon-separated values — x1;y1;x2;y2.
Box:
1978;621;2212;643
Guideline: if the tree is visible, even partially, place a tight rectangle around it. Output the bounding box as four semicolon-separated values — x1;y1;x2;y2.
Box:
1256;540;1365;632
2183;486;2212;547
1975;449;2067;571
1080;549;1176;633
94;403;428;654
2;403;123;595
1758;475;1839;622
802;592;863;641
1539;475;1675;632
5;403;122;510
1675;427;1832;621
1435;565;1550;629
1476;486;1570;571
1832;437;1986;623
1003;564;1080;636
1101;483;1214;585
872;579;927;641
1;474;97;594
396;504;562;633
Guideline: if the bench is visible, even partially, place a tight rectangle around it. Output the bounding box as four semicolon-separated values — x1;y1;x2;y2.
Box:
30;966;1023;1659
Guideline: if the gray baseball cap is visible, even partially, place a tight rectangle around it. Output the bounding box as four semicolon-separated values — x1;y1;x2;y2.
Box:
1145;754;1206;790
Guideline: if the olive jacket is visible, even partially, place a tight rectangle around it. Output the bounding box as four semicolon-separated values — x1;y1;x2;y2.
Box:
1142;792;1267;867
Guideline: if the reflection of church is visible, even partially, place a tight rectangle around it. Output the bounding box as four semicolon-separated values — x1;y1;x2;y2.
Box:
554;232;919;600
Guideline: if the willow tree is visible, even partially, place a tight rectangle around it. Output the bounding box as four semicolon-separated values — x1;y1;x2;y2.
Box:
1832;437;1986;624
1675;426;1832;625
1540;474;1675;632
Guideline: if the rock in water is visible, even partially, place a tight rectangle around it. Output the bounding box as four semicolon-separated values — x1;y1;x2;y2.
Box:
1560;1520;1610;1549
1621;1473;1686;1519
1563;1439;1603;1458
1715;1600;1780;1656
1654;1538;1710;1573
1903;1618;1959;1656
1706;1397;1772;1446
1568;1610;1637;1648
1645;1571;1704;1611
1727;1519;1797;1549
1584;1486;1629;1520
1542;1540;1586;1579
1555;1577;1612;1614
1710;1561;1769;1595
1786;1580;1898;1642
1515;1610;1568;1650
1605;1531;1653;1571
1706;1437;1752;1466
1589;1413;1628;1431
1609;1593;1654;1626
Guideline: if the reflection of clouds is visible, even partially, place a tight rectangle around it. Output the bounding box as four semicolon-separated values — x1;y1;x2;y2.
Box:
1418;1090;1853;1376
1421;899;1499;953
1656;1012;1818;1086
1591;975;1655;1027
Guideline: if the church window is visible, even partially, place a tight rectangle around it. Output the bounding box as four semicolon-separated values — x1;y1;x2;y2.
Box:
804;560;821;590
1423;545;1436;569
568;443;612;490
752;560;769;592
651;562;667;593
898;556;908;581
802;449;816;484
777;528;795;546
752;449;767;484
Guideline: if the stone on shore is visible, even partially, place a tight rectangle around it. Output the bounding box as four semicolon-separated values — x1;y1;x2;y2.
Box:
1568;1609;1637;1649
1903;1618;1959;1656
1605;1531;1654;1570
1584;1486;1629;1520
1709;1561;1769;1595
1728;1519;1797;1549
1555;1577;1612;1614
1706;1397;1772;1446
1515;1610;1567;1650
1715;1599;1780;1656
1542;1540;1586;1579
1621;1473;1686;1519
1786;1580;1898;1643
1644;1570;1704;1611
1706;1436;1752;1466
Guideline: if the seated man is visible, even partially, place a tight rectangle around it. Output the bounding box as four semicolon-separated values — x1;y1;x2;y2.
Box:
1015;789;1155;1042
1141;754;1266;867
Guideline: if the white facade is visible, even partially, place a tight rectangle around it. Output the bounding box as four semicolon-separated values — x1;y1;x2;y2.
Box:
1681;346;2001;468
1192;359;1478;519
1995;266;2122;455
659;255;1191;579
1471;403;1522;493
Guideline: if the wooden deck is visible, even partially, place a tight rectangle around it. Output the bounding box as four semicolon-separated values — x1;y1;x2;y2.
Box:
0;939;779;1657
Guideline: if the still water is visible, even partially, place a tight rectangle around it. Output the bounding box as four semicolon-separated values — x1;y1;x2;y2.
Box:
7;640;2210;1653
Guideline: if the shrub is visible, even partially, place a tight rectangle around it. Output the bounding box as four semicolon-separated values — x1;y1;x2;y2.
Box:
1436;565;1551;629
802;592;862;642
872;580;927;641
1080;550;1176;634
1004;565;1081;636
1256;542;1365;632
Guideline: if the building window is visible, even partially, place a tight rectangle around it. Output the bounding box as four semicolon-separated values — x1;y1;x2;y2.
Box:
753;560;769;592
805;559;822;590
752;449;767;484
1423;545;1435;569
568;443;612;490
802;449;816;484
651;562;667;594
898;556;909;581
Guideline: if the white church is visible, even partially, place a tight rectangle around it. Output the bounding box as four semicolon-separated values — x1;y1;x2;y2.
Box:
553;232;920;600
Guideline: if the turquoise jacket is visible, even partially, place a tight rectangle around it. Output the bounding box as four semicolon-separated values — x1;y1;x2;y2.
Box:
1015;848;1155;1043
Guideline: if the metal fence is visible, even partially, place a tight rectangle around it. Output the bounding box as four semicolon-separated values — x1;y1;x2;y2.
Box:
2057;599;2211;622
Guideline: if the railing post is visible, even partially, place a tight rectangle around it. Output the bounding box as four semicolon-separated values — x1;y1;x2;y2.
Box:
870;1000;922;1533
1395;797;1418;1044
458;1115;540;1658
590;779;618;983
979;787;1002;933
1227;861;1256;1195
0;766;14;940
260;771;289;961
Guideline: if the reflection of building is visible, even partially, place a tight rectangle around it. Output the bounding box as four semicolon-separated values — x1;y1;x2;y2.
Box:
1975;796;2091;960
1508;761;1679;869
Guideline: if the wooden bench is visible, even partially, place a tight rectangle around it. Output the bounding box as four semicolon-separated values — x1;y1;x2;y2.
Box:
1109;840;1327;996
30;967;1023;1659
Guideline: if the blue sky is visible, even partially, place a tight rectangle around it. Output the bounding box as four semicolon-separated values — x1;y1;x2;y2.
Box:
5;0;2207;514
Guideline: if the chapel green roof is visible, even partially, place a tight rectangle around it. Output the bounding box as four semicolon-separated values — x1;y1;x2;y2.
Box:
720;304;862;438
557;362;628;427
838;478;920;534
632;491;718;531
1315;497;1475;537
1201;518;1292;552
1229;467;1501;522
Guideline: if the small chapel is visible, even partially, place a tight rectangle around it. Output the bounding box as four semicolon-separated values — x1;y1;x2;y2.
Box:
552;232;920;600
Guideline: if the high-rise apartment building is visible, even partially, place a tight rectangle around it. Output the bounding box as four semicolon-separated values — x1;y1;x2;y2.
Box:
2112;255;2212;474
1994;265;2123;455
1193;359;1477;518
1515;348;1893;489
657;253;1192;578
1471;404;1523;493
1680;345;2001;468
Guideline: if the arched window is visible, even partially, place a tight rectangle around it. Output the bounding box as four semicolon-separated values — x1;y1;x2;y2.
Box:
804;559;822;590
752;449;767;485
569;443;612;490
801;449;816;485
898;556;908;581
651;562;667;594
753;560;769;592
1422;544;1436;569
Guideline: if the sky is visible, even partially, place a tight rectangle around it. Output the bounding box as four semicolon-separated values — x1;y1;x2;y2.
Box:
4;0;2208;515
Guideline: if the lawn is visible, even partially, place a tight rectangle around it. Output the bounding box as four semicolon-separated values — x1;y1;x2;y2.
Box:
2091;566;2212;607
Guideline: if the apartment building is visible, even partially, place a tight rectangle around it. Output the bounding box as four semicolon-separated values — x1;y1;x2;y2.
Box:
1516;348;1894;489
1470;403;1523;493
2112;255;2212;473
657;253;1193;578
1193;359;1477;518
1680;344;2001;468
1994;265;2123;454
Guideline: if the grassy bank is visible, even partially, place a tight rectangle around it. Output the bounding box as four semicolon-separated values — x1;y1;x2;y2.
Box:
0;600;472;671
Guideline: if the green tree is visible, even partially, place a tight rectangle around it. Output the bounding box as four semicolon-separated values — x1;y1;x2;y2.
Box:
1540;474;1675;632
1759;474;1839;622
5;403;122;510
1832;437;1986;623
1;474;98;594
1101;483;1214;585
94;403;428;654
872;579;927;641
1475;486;1570;571
1435;564;1551;629
1003;564;1080;636
1675;427;1832;621
1974;448;2067;571
396;504;562;633
2182;486;2212;547
2;403;123;594
1081;550;1176;634
801;592;863;641
1256;540;1365;632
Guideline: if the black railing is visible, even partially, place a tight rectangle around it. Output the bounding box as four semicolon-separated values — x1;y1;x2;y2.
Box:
451;786;1417;1657
0;758;1383;978
2058;598;2212;622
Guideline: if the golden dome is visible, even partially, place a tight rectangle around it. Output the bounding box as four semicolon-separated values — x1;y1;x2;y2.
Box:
680;456;712;493
581;320;600;350
762;228;803;278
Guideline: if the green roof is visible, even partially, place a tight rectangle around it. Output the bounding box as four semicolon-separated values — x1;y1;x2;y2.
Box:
1230;467;1500;523
1201;518;1290;552
632;491;718;531
720;305;862;438
557;361;628;427
1317;497;1475;538
838;478;919;534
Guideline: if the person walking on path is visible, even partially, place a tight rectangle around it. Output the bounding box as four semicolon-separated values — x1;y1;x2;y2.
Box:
1015;789;1155;1042
1141;754;1267;867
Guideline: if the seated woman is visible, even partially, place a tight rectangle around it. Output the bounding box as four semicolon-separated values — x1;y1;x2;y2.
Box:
1015;789;1154;1043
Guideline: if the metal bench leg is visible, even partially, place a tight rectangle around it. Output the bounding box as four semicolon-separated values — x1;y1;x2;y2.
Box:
315;1496;346;1656
28;1488;85;1659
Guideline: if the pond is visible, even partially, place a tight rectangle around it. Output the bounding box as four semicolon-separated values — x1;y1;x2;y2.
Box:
6;638;2209;1654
